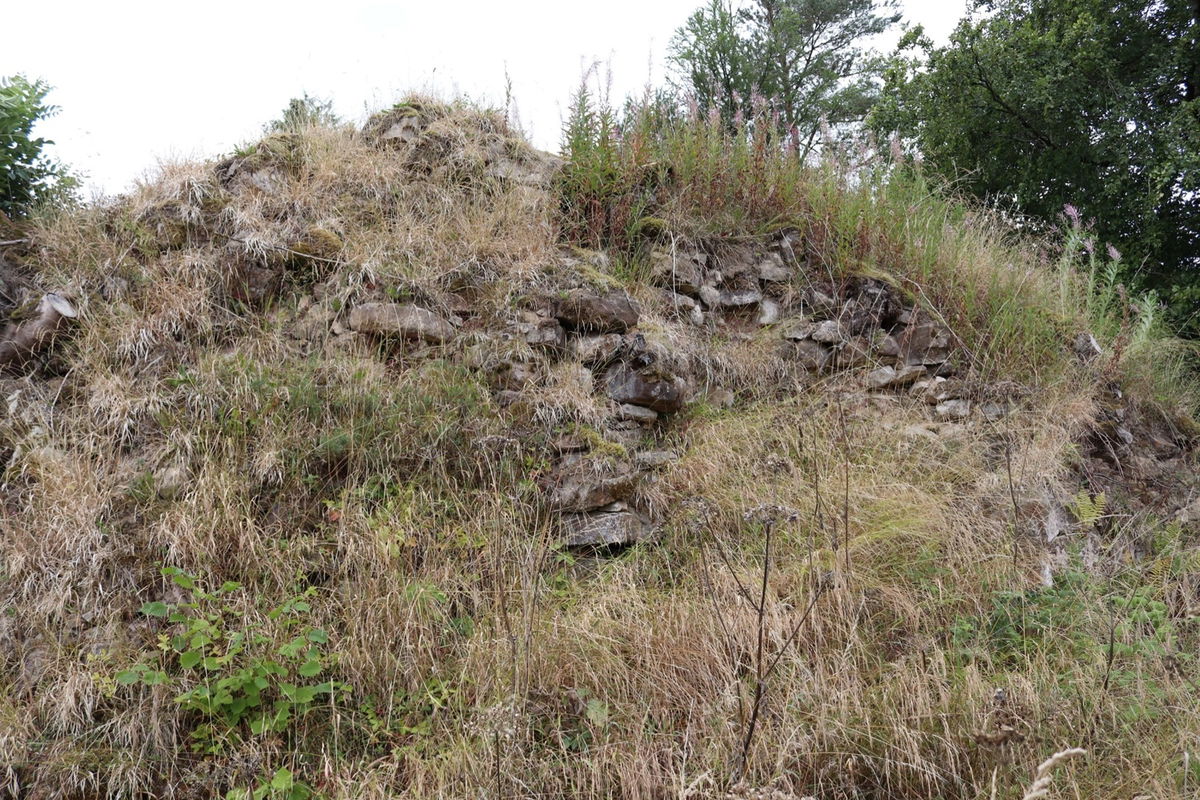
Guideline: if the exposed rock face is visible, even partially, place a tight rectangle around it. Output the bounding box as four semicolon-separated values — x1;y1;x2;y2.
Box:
554;290;640;333
604;364;686;413
650;250;704;296
514;314;566;351
348;303;455;343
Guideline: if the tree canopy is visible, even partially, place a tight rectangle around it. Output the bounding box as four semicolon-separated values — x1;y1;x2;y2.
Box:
1;75;75;218
669;0;900;158
872;0;1200;331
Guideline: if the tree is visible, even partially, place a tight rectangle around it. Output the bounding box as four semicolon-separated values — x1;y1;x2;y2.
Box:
872;0;1200;332
0;75;75;218
669;0;900;157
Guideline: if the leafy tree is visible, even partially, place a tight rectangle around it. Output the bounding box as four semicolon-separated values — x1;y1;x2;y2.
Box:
872;0;1200;333
669;0;900;157
0;75;75;218
264;93;341;134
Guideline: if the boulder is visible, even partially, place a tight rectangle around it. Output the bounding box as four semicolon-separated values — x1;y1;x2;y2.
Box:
555;290;640;333
866;364;926;390
348;302;455;343
650;250;704;296
572;333;623;366
896;321;954;366
757;253;791;283
616;403;658;423
777;317;816;341
560;507;653;548
545;456;640;513
605;364;686;413
811;319;847;344
758;299;781;326
785;339;830;371
515;314;566;351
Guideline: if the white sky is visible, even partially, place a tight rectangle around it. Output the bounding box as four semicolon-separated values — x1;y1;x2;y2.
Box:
4;0;966;197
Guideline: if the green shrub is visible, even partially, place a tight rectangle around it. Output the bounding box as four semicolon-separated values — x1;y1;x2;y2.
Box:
0;75;76;217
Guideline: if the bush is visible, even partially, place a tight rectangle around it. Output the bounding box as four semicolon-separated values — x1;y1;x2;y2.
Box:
0;75;75;218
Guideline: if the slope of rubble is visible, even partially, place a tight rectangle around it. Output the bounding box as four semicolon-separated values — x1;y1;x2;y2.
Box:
1;99;1198;799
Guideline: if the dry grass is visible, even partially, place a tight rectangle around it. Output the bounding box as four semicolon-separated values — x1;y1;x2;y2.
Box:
0;98;1197;799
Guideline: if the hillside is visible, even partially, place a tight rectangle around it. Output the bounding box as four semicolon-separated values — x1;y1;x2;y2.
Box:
1;99;1198;799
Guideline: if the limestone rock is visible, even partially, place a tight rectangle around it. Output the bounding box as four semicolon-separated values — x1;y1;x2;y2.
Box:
348;303;455;343
555;290;640;333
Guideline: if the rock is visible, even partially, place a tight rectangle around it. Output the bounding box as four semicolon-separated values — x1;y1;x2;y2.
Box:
154;462;189;501
546;456;640;512
490;361;538;391
634;450;678;469
650;251;704;296
698;285;721;308
616;403;658;423
866;364;925;390
605;364;686;413
787;339;831;371
707;387;736;408
663;291;705;326
876;333;901;359
1073;332;1102;361
719;287;763;307
778;317;816;341
896;322;954;366
810;319;846;344
487;148;564;188
757;253;791;283
555;290;640;333
835;337;874;369
758;299;781;326
0;293;79;369
934;399;971;420
348;303;455;343
980;402;1011;421
560;509;653;548
804;287;840;317
1176;496;1200;526
515;314;566;351
572;333;623;366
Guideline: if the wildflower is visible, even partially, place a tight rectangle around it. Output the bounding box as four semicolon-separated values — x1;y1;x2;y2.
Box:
1106;243;1121;262
1063;203;1081;228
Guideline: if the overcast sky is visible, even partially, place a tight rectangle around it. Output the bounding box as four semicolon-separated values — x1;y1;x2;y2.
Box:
4;0;966;197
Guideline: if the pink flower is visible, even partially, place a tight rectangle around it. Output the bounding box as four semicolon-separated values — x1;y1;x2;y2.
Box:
1063;204;1081;227
1106;243;1121;262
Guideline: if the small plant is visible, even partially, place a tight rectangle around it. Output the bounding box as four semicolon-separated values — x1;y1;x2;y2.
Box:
0;75;77;217
118;568;349;752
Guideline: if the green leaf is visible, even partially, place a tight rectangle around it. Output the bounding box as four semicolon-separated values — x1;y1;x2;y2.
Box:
140;601;170;617
297;658;321;678
270;768;293;791
306;628;328;644
179;651;202;669
115;669;142;685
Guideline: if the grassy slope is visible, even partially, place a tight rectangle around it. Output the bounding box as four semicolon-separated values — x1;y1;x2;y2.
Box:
1;99;1198;799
